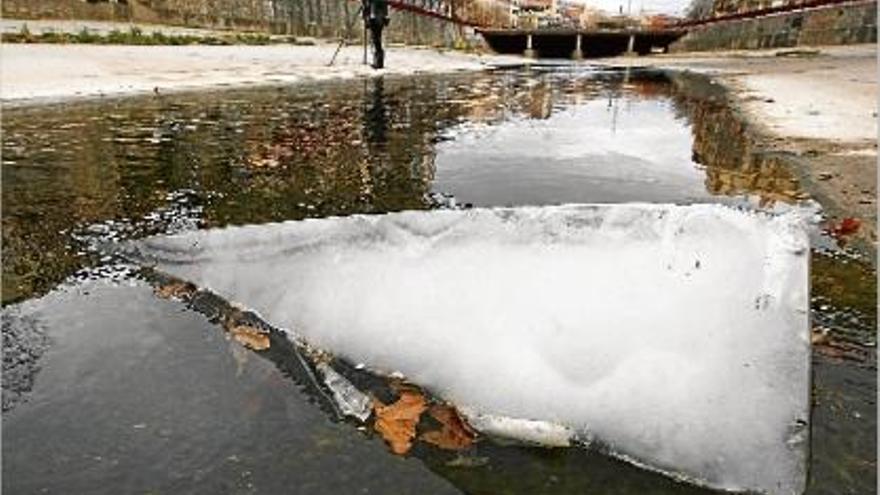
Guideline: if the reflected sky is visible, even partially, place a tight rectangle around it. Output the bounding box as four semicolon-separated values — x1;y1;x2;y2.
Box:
435;96;707;206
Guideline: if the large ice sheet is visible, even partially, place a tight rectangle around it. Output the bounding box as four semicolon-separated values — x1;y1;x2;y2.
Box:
128;204;810;494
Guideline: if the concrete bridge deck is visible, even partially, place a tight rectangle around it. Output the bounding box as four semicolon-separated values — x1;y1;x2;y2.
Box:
478;28;686;59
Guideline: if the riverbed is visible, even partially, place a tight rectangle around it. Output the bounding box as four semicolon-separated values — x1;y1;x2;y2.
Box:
2;66;875;494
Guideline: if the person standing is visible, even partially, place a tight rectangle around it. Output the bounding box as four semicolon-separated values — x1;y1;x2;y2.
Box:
363;0;390;69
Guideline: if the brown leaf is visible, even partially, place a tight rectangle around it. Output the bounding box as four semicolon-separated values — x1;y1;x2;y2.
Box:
811;329;829;345
154;281;195;300
420;404;477;451
230;325;271;351
373;390;428;455
219;307;246;333
829;217;861;238
249;157;280;169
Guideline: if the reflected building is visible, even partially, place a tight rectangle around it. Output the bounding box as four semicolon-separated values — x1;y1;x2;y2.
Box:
1;77;459;303
526;81;553;119
670;73;803;206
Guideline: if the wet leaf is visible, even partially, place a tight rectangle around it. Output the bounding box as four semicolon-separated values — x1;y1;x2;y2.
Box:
219;307;246;333
811;328;830;345
230;325;270;351
830;217;861;238
420;404;477;450
249;156;280;169
812;333;872;363
154;281;196;300
373;390;427;455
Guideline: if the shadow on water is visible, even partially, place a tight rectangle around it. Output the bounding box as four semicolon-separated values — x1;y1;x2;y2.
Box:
2;66;875;494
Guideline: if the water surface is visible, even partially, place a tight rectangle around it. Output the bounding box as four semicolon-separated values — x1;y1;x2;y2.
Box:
2;66;875;494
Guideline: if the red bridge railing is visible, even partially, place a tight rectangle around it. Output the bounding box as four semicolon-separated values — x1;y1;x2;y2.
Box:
387;0;486;27
356;0;874;32
676;0;876;27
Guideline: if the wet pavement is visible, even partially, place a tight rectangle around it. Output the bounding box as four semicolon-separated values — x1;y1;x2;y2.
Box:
2;66;875;494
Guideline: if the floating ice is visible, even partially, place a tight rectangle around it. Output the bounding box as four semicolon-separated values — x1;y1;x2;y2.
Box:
316;361;373;422
459;407;575;448
129;204;810;494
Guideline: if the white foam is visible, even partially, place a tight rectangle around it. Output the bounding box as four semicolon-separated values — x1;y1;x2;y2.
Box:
131;204;810;494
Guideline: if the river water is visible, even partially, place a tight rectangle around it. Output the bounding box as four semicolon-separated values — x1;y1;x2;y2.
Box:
2;66;875;494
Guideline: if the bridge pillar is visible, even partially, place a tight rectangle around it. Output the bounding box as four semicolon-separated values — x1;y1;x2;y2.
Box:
571;34;583;60
524;33;537;58
626;33;636;56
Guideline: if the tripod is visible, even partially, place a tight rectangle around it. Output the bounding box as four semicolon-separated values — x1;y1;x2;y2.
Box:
328;4;366;67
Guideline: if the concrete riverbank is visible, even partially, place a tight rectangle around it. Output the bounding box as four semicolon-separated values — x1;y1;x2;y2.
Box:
0;41;520;105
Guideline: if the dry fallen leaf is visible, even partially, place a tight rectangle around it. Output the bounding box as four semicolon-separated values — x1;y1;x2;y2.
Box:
230;325;271;351
154;281;196;300
420;404;476;451
373;390;427;455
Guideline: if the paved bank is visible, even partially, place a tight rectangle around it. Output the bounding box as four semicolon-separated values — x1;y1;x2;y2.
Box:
597;44;877;255
598;44;876;142
0;42;519;105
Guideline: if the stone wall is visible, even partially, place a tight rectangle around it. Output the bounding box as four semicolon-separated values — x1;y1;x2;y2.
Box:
712;0;794;17
672;1;877;51
1;0;475;47
2;0;130;22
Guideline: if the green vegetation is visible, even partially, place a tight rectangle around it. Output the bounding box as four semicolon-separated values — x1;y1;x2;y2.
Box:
2;25;292;46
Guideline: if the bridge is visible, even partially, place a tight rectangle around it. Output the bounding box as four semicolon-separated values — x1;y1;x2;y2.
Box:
385;0;865;59
381;0;686;58
477;28;686;59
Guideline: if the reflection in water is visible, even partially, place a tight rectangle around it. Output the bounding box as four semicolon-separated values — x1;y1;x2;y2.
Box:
2;78;448;304
670;73;804;207
432;70;710;207
365;77;390;148
1;67;876;495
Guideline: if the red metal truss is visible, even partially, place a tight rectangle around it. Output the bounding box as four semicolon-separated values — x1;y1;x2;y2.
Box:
677;0;876;27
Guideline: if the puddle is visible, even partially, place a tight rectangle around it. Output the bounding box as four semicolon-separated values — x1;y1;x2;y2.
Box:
2;67;875;494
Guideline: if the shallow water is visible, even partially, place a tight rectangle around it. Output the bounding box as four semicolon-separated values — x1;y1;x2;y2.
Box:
2;66;875;494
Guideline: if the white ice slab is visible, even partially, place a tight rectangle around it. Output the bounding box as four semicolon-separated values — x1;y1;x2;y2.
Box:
129;204;811;494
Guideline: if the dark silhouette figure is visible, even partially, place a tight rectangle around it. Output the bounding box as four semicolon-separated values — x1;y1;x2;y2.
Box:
363;0;389;69
363;77;388;151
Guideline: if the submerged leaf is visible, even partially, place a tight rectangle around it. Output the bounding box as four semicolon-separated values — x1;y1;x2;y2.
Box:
810;328;829;345
154;281;196;300
420;404;477;450
230;325;270;351
373;390;427;455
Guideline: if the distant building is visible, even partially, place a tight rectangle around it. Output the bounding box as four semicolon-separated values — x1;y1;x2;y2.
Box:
511;0;567;28
518;0;555;12
640;13;680;28
577;5;604;28
458;0;517;27
596;14;638;29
